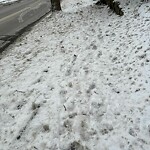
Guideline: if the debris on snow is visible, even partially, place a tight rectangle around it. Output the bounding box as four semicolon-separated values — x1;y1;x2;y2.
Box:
0;0;150;150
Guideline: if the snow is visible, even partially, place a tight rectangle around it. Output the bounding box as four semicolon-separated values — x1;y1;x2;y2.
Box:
0;0;18;4
0;0;150;149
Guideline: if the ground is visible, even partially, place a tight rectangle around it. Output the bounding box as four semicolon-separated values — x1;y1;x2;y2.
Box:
0;0;150;150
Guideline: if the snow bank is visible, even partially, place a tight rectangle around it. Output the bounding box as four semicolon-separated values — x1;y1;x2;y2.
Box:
0;0;19;4
0;0;150;150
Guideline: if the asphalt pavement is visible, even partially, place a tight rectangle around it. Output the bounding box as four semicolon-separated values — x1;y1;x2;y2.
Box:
0;0;51;52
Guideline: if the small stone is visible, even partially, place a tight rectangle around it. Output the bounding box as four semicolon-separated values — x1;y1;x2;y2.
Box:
138;54;146;59
68;82;73;88
129;128;137;137
100;123;113;135
32;102;40;110
43;124;49;131
97;51;102;58
16;135;21;140
43;69;48;73
69;113;77;118
69;141;89;150
92;45;97;50
112;57;117;62
137;46;143;50
89;83;96;90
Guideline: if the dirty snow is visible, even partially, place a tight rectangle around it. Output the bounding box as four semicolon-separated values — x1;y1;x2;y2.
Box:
0;0;150;150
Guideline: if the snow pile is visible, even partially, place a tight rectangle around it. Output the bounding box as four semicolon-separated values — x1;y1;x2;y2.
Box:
0;0;150;150
0;0;19;4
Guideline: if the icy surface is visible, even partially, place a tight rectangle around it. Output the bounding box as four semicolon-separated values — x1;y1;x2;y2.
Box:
0;0;150;150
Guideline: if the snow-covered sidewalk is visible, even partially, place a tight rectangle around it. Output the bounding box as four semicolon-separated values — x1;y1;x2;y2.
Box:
0;0;150;150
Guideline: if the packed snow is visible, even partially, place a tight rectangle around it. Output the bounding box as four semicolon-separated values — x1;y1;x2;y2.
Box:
0;0;150;150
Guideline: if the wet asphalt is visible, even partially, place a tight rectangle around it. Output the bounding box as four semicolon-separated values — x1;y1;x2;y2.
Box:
0;0;51;52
